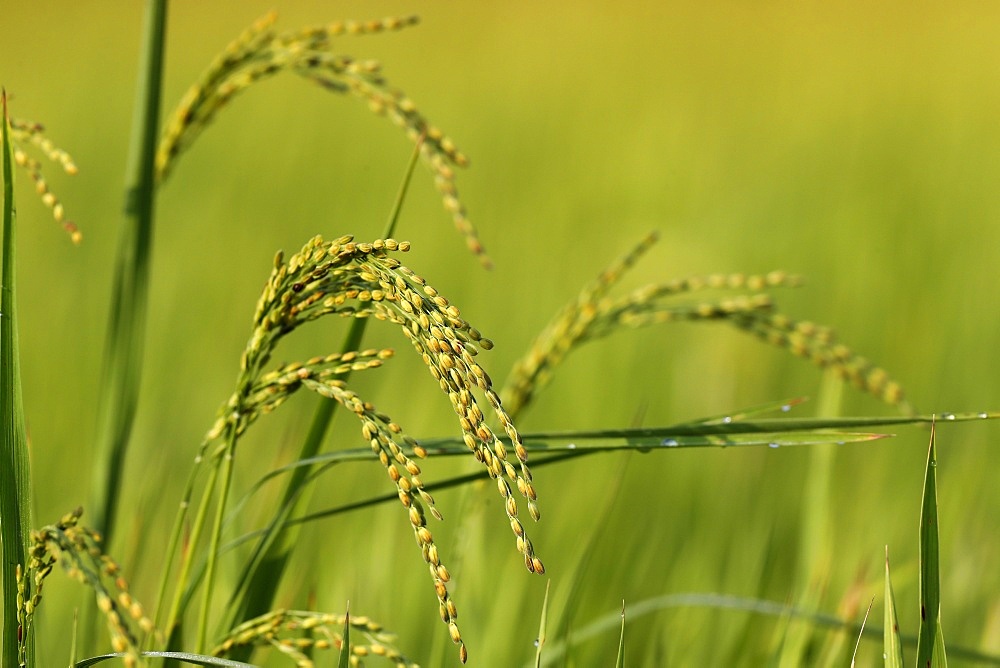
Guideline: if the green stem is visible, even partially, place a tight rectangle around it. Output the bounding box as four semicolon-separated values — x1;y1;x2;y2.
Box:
198;432;239;652
163;453;222;647
90;0;168;544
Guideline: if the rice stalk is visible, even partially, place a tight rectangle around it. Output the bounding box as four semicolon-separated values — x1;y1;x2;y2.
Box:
89;0;168;549
155;12;490;266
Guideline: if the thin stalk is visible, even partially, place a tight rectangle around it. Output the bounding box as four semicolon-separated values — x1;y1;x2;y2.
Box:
151;451;211;641
90;0;168;543
163;455;223;647
1;89;34;668
197;433;239;652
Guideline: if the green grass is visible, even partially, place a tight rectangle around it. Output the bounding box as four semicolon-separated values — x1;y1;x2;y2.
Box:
2;2;1000;666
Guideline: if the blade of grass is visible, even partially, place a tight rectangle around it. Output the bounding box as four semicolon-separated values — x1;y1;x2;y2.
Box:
885;547;904;668
222;137;424;653
850;597;875;667
917;421;945;667
89;0;168;544
1;88;34;668
75;652;255;667
615;601;626;668
337;604;351;668
534;581;551;668
534;593;1000;667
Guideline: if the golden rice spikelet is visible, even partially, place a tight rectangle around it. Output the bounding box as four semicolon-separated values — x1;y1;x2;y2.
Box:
155;11;490;266
9;116;81;242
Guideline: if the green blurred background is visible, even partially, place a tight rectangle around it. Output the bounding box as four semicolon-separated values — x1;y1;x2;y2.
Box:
3;1;1000;664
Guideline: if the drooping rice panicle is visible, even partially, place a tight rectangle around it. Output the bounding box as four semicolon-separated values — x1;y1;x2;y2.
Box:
183;236;537;662
214;609;418;667
502;233;911;418
155;13;490;266
9;117;80;242
18;508;158;668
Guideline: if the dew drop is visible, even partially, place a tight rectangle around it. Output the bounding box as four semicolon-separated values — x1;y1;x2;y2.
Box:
977;412;989;419
534;639;540;647
836;441;846;446
722;416;733;424
941;412;956;420
780;404;791;412
566;442;577;449
662;438;680;447
768;442;780;449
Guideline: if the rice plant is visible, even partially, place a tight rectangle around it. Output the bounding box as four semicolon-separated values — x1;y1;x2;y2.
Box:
3;5;999;667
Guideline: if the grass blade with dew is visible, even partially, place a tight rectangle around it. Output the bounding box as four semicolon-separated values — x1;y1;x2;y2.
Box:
221;410;997;541
221;137;424;657
917;421;946;667
89;0;168;547
885;547;904;668
1;89;35;668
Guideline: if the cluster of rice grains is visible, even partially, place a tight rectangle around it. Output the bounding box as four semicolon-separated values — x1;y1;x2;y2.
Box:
16;508;156;668
502;232;911;418
154;12;489;266
213;610;417;668
7;116;80;242
213;236;541;663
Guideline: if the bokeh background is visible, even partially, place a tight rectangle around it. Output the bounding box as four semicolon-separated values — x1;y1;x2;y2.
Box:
3;1;999;664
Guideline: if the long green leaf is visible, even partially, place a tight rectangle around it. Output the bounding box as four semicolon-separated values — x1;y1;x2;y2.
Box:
1;88;34;668
90;0;169;545
76;652;255;667
529;593;1000;668
917;423;945;667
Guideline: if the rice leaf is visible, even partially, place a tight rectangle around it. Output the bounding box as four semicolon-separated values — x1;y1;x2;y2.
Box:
916;422;945;667
1;89;34;668
884;548;904;668
532;593;1000;668
337;605;351;668
75;652;255;667
534;581;551;668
